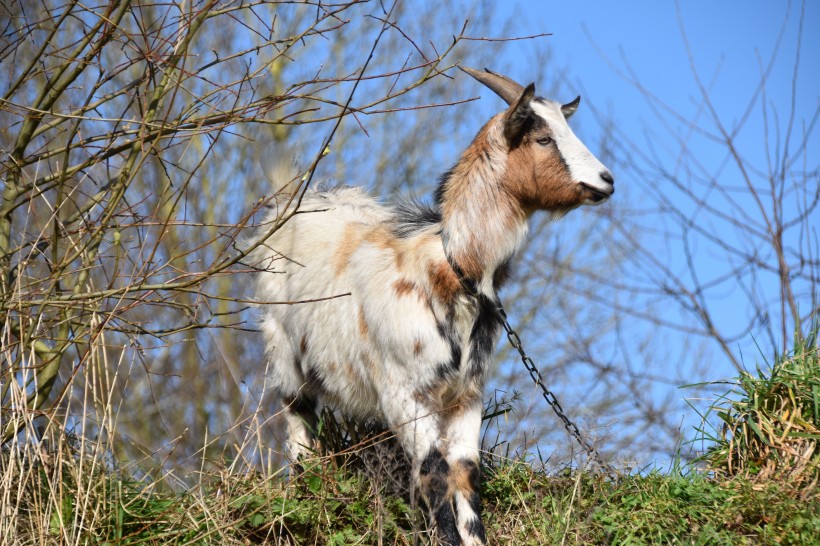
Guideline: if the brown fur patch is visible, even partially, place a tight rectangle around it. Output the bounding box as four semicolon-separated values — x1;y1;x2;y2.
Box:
300;334;309;355
364;227;404;269
451;458;480;495
393;278;417;297
428;261;462;304
506;135;583;214
334;225;406;275
333;225;366;276
440;383;484;421
413;339;424;357
449;249;483;282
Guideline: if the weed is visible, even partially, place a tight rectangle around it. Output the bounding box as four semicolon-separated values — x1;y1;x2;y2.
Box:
697;325;819;491
3;341;818;544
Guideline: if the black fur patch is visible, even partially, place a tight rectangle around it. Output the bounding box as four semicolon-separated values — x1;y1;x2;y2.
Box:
492;258;512;291
434;362;455;383
434;167;457;207
467;491;482;520
282;395;318;436
419;449;461;546
391;200;441;238
528;107;548;131
466;518;486;542
282;395;316;417
468;295;502;377
447;258;477;295
504;85;535;145
447;332;463;371
420;448;449;477
460;458;486;542
436;319;463;372
461;459;481;490
305;367;327;395
436;508;462;546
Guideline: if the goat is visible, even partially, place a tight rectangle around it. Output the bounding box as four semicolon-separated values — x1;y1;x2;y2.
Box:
250;67;614;546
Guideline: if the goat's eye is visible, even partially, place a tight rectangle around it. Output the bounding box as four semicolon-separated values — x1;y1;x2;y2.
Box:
536;137;553;146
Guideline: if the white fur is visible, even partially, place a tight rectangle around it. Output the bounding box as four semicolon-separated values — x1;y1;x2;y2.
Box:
254;188;476;425
531;100;612;197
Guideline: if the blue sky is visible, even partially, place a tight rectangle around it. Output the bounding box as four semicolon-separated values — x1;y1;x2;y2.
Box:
513;1;818;139
510;0;819;341
466;0;820;461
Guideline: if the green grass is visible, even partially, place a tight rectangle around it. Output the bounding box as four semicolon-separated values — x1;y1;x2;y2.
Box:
695;327;820;488
482;462;819;545
5;450;818;545
4;330;818;545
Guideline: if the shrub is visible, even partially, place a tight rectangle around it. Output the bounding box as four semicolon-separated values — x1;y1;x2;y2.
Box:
698;325;820;491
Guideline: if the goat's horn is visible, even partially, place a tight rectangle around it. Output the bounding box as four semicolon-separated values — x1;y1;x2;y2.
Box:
459;66;526;105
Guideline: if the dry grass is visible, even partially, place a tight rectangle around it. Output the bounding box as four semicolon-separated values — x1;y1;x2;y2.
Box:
2;304;818;544
3;402;818;545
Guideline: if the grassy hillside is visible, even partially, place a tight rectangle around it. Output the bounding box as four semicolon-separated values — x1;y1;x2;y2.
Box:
3;335;817;545
4;452;817;545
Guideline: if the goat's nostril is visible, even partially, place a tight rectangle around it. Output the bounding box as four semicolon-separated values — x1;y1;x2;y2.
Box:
600;171;614;185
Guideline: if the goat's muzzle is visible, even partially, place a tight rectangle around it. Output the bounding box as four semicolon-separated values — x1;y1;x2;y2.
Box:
580;181;614;203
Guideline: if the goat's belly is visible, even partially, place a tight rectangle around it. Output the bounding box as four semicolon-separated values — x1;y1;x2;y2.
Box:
307;355;382;420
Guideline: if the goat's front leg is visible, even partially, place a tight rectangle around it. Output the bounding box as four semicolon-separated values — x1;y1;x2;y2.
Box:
419;445;461;545
382;391;461;546
443;400;486;546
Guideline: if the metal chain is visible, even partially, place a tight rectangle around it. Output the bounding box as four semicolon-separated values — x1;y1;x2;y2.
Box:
447;260;616;477
493;304;617;478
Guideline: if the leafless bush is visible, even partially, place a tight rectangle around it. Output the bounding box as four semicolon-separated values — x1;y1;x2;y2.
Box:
0;0;503;476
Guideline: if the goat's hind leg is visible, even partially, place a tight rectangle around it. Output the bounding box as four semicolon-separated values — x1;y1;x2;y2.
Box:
282;394;320;462
419;446;461;545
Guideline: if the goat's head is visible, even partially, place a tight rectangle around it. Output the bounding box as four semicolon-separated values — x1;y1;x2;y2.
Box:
461;67;615;215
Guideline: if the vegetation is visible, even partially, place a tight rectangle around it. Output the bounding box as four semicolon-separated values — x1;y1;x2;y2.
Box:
696;325;820;492
2;1;817;544
4;442;818;544
4;332;818;544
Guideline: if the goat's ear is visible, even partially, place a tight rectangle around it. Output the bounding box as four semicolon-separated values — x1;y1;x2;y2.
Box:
561;96;580;119
503;82;535;144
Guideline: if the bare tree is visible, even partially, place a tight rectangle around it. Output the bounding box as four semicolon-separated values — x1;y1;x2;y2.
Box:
0;0;481;460
4;0;685;492
570;1;819;461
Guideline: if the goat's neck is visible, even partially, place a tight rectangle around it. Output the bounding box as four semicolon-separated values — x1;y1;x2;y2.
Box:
438;121;529;297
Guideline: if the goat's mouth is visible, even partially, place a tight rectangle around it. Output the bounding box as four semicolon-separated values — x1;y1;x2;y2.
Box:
580;182;614;203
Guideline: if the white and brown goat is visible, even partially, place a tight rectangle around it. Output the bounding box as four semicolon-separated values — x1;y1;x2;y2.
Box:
251;67;614;546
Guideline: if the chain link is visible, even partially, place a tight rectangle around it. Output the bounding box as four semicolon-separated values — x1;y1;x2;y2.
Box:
493;304;617;478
